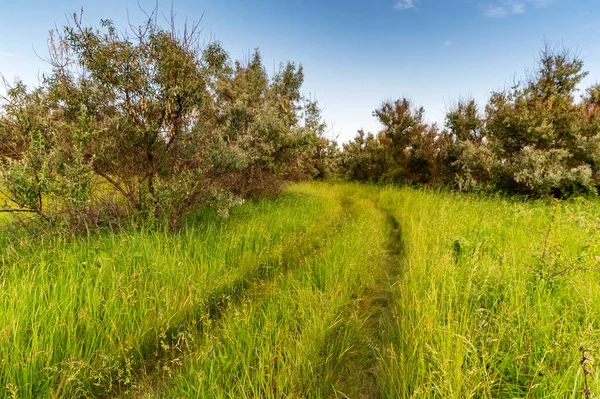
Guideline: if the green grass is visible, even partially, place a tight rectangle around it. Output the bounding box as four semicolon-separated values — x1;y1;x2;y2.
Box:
136;184;394;398
375;188;600;398
1;182;600;398
0;184;345;398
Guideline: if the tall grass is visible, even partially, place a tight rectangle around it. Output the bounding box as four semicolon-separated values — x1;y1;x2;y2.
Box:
140;184;394;398
376;188;600;398
2;182;600;398
0;184;344;398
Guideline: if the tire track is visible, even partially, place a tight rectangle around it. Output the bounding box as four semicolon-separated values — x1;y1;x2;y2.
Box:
332;199;405;399
120;190;358;398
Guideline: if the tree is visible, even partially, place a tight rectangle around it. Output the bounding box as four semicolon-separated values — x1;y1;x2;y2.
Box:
484;44;597;196
338;98;442;185
374;98;441;184
0;10;323;230
441;98;489;189
445;98;484;144
340;130;390;182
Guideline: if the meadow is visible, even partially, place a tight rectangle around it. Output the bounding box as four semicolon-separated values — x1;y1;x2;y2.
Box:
1;182;600;398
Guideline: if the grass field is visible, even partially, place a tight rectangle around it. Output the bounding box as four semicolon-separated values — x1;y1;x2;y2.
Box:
1;182;600;398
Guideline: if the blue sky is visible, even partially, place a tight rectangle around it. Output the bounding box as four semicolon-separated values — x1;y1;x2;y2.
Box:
1;0;600;141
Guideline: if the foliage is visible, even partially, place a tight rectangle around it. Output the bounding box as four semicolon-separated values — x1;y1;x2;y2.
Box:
0;81;95;222
340;98;441;185
482;45;598;196
299;97;340;179
339;45;600;198
2;182;600;397
0;10;325;229
375;98;441;184
339;129;390;182
445;98;485;144
376;185;600;398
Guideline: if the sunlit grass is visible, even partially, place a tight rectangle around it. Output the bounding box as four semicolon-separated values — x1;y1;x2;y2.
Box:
146;184;392;398
375;188;600;398
0;183;344;398
1;182;600;398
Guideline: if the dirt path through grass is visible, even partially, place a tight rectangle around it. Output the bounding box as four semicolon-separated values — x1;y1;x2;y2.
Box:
119;185;360;397
354;210;404;398
124;186;404;398
3;182;600;398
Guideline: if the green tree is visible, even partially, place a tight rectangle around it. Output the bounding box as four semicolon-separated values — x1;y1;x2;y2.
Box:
442;98;491;190
485;45;597;196
374;98;440;184
340;130;390;182
0;10;323;230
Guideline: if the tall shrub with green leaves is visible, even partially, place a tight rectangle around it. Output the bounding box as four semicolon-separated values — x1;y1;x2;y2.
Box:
339;98;441;184
340;130;390;182
0;80;95;223
298;97;339;179
374;98;441;183
484;45;599;196
0;10;324;229
442;98;494;191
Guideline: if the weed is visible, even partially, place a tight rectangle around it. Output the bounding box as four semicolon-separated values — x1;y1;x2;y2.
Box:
580;346;593;399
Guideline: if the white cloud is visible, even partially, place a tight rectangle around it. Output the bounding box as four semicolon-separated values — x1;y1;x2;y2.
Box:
483;1;525;17
393;0;553;15
483;5;508;17
482;0;552;18
443;40;453;46
394;0;416;10
0;51;14;58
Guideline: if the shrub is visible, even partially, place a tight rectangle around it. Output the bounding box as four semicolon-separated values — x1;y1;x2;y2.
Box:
483;44;599;196
339;98;441;185
339;44;600;198
0;10;325;230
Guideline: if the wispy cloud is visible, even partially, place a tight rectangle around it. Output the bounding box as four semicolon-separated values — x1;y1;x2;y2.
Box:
580;19;600;33
483;1;525;18
482;0;554;18
528;0;553;7
443;40;453;47
394;0;416;10
0;51;14;58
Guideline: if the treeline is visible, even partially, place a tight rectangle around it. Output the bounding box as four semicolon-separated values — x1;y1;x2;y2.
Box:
337;45;600;198
2;11;599;232
0;12;332;229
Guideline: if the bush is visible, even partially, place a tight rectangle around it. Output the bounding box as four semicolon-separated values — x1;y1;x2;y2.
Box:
482;44;599;196
338;44;600;198
340;98;442;185
0;10;325;230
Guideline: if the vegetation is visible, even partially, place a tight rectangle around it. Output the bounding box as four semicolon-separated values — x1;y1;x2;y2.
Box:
1;182;600;398
340;45;600;198
375;187;600;397
0;184;344;397
2;7;600;399
0;11;333;230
